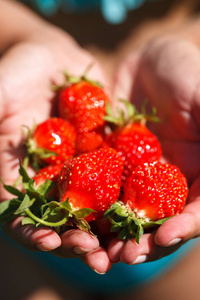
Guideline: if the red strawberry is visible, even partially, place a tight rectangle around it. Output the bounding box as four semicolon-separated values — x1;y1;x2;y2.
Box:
105;161;188;242
58;147;124;223
33;163;65;198
26;117;77;168
33;163;64;186
123;161;188;220
104;102;162;183
57;77;110;154
75;130;105;155
104;123;162;183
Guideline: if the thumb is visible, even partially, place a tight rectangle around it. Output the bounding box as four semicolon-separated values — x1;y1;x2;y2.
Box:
111;51;142;104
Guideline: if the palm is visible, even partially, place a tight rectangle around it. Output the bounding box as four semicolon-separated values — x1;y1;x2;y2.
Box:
108;37;200;264
0;39;105;196
132;37;200;185
0;36;112;274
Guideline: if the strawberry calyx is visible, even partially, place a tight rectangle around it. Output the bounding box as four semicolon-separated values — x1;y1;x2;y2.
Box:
104;100;160;128
104;201;171;243
0;163;95;235
52;64;103;92
26;136;57;170
24;125;57;171
64;71;103;88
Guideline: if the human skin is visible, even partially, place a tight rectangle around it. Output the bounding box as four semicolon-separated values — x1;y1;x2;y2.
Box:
2;0;200;274
107;35;200;264
0;0;111;274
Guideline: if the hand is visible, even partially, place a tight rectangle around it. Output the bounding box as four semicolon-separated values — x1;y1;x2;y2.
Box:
107;36;200;264
0;25;111;274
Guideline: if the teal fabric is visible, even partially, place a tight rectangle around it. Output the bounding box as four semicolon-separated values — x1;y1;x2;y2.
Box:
0;230;198;295
20;0;160;24
33;239;198;295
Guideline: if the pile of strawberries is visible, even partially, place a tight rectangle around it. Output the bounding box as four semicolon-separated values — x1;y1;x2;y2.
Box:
0;72;188;243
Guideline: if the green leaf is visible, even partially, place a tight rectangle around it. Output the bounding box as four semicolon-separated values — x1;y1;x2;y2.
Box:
73;208;95;219
143;216;172;228
119;99;136;119
128;220;137;235
110;225;122;233
41;201;59;217
135;224;144;244
36;179;55;196
118;227;133;240
104;102;120;125
0;199;21;222
104;202;126;218
154;216;172;224
40;201;68;224
19;162;31;183
14;194;32;215
60;198;72;212
22;179;36;193
21;217;36;225
0;179;24;198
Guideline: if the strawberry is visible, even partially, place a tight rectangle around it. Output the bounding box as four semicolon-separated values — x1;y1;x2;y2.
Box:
26;117;77;168
33;163;64;199
104;102;162;183
0;151;123;234
58;147;124;223
75;130;105;155
57;75;110;154
104;123;162;183
33;163;64;198
33;163;64;187
105;161;188;242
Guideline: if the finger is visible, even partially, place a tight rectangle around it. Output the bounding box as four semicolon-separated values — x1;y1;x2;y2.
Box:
112;51;142;102
3;216;61;251
155;211;200;247
107;237;126;263
53;229;100;258
84;246;112;274
63;47;108;87
119;233;183;265
119;233;155;265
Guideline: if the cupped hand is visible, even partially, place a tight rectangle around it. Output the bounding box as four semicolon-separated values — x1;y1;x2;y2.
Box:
0;25;111;273
108;36;200;264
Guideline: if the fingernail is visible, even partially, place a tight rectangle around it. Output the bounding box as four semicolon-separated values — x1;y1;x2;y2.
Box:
93;269;106;275
165;238;182;247
130;255;147;265
73;246;92;255
36;243;56;251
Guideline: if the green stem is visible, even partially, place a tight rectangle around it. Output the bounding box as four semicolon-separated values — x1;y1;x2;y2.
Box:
14;155;30;187
24;208;69;227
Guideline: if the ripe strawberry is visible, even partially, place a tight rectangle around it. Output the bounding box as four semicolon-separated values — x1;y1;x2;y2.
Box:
58;147;124;223
26;117;77;168
33;163;65;198
75;130;105;155
105;161;188;242
123;161;188;220
33;163;64;186
57;76;110;154
104;102;162;183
